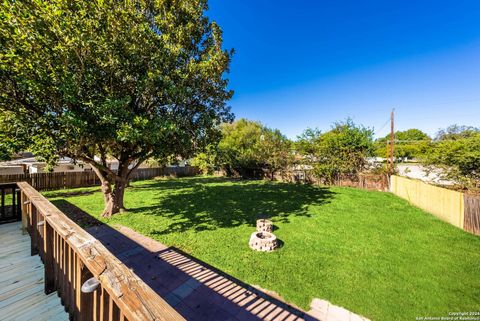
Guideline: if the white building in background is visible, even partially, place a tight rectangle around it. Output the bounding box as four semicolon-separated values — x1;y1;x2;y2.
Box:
28;161;91;173
92;156;152;171
0;157;92;174
0;155;173;176
0;166;25;175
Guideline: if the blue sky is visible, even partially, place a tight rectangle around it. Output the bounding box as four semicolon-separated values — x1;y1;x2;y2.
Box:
207;1;480;139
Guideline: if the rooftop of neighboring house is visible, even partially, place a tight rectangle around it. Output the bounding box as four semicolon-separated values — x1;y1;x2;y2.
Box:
0;156;78;167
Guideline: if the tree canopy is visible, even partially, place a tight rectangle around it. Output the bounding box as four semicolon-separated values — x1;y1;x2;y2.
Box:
422;127;480;189
193;119;292;178
0;0;233;216
435;125;479;141
297;119;374;183
374;128;430;160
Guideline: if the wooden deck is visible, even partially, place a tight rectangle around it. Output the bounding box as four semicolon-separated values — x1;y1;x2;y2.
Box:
0;222;68;321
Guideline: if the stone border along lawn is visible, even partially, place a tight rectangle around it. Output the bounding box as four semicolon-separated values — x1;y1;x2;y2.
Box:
44;176;480;321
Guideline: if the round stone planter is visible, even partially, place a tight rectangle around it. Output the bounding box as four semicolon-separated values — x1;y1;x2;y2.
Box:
256;219;273;233
249;231;278;252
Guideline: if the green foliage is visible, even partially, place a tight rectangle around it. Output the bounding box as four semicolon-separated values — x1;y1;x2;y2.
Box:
298;119;374;183
294;127;322;156
191;145;218;175
395;128;431;141
0;0;233;214
0;112;27;160
374;128;431;159
203;119;293;177
257;128;293;178
217;119;264;171
422;132;480;189
435;124;479;141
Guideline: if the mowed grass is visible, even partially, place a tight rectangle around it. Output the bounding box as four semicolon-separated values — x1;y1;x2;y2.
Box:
43;177;480;321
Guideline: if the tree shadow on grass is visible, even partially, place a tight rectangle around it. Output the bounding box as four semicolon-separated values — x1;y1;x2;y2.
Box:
49;196;319;320
46;188;100;198
132;176;238;191
51;199;103;228
128;177;336;235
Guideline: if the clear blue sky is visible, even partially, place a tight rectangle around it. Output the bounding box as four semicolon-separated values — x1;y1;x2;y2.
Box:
207;1;480;139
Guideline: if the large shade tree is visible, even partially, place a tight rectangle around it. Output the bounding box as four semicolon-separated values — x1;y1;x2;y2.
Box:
0;0;234;216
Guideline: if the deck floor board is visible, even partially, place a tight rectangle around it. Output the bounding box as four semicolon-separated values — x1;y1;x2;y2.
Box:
0;222;68;321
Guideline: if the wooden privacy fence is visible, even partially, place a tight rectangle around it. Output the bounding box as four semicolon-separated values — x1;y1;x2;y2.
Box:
0;171;103;191
129;166;199;181
390;175;480;235
272;171;389;191
0;166;199;191
464;194;480;235
18;181;185;321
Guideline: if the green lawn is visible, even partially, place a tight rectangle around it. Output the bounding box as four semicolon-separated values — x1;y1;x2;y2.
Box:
43;177;480;321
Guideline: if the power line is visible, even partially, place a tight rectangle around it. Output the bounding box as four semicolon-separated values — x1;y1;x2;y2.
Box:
374;118;391;136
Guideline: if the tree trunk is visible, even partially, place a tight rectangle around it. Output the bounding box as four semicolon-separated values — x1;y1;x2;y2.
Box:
101;179;127;218
99;164;130;218
84;156;140;218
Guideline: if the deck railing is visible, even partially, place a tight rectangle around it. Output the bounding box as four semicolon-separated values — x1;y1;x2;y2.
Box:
0;183;21;224
17;181;185;321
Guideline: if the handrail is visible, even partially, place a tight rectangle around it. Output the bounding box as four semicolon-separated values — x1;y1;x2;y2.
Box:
17;181;185;321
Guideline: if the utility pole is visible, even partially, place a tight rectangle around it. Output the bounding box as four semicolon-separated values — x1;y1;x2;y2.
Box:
389;108;395;174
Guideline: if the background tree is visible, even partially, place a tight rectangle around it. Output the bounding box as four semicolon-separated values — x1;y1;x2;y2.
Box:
422;127;480;189
216;119;264;174
191;145;218;175
257;129;292;179
298;119;374;183
294;127;322;157
200;119;292;177
374;128;430;160
0;0;233;216
435;125;479;141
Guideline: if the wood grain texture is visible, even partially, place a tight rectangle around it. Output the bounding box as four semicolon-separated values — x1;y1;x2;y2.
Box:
390;175;465;229
464;194;480;235
0;222;68;321
16;181;185;321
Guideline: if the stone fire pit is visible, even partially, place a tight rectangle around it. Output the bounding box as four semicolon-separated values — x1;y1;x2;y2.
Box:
256;219;273;233
249;231;278;252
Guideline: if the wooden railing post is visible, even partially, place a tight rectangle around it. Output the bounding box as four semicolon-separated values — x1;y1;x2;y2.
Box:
30;206;39;256
21;191;28;234
0;186;5;219
79;267;95;321
44;221;56;294
68;248;75;320
12;186;16;218
15;188;21;221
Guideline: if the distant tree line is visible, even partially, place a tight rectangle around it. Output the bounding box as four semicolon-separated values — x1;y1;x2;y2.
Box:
192;118;375;183
191;119;293;179
192;119;480;190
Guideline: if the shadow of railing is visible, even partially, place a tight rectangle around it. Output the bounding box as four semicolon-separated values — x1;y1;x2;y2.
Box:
87;222;318;320
51;198;319;321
